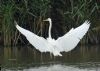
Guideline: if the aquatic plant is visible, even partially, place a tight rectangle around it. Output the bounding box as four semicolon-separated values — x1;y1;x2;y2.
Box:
0;0;99;46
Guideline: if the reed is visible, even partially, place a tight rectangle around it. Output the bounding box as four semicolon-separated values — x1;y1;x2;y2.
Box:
63;0;100;44
0;0;99;46
0;1;15;46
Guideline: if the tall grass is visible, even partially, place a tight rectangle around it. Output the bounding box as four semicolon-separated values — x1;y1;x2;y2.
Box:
0;1;15;46
0;0;100;46
63;0;100;44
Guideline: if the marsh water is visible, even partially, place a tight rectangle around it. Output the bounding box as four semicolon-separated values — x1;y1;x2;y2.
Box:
0;45;100;71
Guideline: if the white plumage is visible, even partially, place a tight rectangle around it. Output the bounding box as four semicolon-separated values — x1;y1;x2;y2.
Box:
15;18;90;56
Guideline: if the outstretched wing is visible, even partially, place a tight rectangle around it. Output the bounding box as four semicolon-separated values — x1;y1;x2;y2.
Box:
56;21;90;52
15;22;50;52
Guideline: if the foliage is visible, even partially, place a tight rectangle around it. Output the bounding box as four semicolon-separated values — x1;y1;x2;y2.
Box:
0;0;100;46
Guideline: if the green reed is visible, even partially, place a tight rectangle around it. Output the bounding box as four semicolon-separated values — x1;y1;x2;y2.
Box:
0;1;15;46
0;0;99;46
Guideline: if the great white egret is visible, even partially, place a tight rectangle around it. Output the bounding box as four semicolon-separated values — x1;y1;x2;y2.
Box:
15;18;90;56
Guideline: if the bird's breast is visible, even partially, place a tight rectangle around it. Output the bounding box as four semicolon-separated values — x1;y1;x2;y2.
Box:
47;38;56;46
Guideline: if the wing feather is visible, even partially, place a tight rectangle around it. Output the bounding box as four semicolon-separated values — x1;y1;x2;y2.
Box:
16;24;50;52
56;20;90;52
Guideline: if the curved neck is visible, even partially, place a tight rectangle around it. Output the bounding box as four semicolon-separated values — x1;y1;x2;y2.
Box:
48;20;52;38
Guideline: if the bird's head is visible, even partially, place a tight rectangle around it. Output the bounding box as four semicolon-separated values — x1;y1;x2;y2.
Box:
43;18;51;22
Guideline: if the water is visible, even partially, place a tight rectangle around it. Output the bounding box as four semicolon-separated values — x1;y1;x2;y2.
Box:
0;45;100;71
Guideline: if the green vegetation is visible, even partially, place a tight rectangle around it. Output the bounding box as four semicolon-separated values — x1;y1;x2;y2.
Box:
0;0;100;46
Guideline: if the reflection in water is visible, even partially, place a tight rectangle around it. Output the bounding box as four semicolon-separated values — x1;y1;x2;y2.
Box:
2;64;100;71
26;65;99;71
0;45;100;71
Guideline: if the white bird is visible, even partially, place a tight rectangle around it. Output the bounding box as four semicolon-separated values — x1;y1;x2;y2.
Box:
15;18;90;56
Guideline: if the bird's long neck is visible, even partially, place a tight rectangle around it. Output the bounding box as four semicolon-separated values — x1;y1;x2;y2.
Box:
48;20;52;38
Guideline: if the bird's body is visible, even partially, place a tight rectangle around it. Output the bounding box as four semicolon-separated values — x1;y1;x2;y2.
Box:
46;37;62;56
15;18;90;56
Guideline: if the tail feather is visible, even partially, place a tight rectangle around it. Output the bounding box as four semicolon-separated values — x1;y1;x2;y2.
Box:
53;50;62;56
